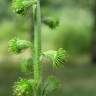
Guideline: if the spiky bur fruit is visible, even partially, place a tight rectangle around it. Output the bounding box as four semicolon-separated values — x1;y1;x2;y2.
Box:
13;78;35;96
42;76;60;96
42;17;59;29
21;58;33;73
12;0;37;15
8;38;32;54
43;48;67;68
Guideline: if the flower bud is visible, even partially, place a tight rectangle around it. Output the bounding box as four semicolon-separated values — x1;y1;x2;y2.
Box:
8;38;32;54
12;0;37;15
43;48;67;68
13;78;34;96
43;17;59;29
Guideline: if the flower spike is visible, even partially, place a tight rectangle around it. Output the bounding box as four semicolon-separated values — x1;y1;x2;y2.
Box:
43;48;67;68
8;38;32;54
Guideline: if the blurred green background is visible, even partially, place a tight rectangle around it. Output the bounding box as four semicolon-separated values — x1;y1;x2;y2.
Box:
0;0;96;96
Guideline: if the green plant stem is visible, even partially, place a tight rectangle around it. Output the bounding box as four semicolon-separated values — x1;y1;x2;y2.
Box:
34;0;42;96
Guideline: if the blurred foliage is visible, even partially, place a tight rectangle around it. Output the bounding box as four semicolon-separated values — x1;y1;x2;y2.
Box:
0;0;12;21
54;9;92;54
0;63;96;96
41;0;94;9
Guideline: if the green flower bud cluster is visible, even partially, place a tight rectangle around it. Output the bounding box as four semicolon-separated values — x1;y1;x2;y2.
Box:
43;17;59;29
12;0;37;15
13;78;35;96
8;38;32;54
43;48;67;68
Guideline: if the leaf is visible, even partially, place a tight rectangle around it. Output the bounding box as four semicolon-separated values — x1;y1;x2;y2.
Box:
21;58;33;73
42;76;60;96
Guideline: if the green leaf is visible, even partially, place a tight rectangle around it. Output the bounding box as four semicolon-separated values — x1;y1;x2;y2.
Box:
42;76;60;96
13;78;35;96
21;58;33;73
8;38;32;54
43;48;68;68
42;17;59;29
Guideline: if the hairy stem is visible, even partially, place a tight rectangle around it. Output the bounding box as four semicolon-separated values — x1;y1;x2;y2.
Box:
34;0;42;96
